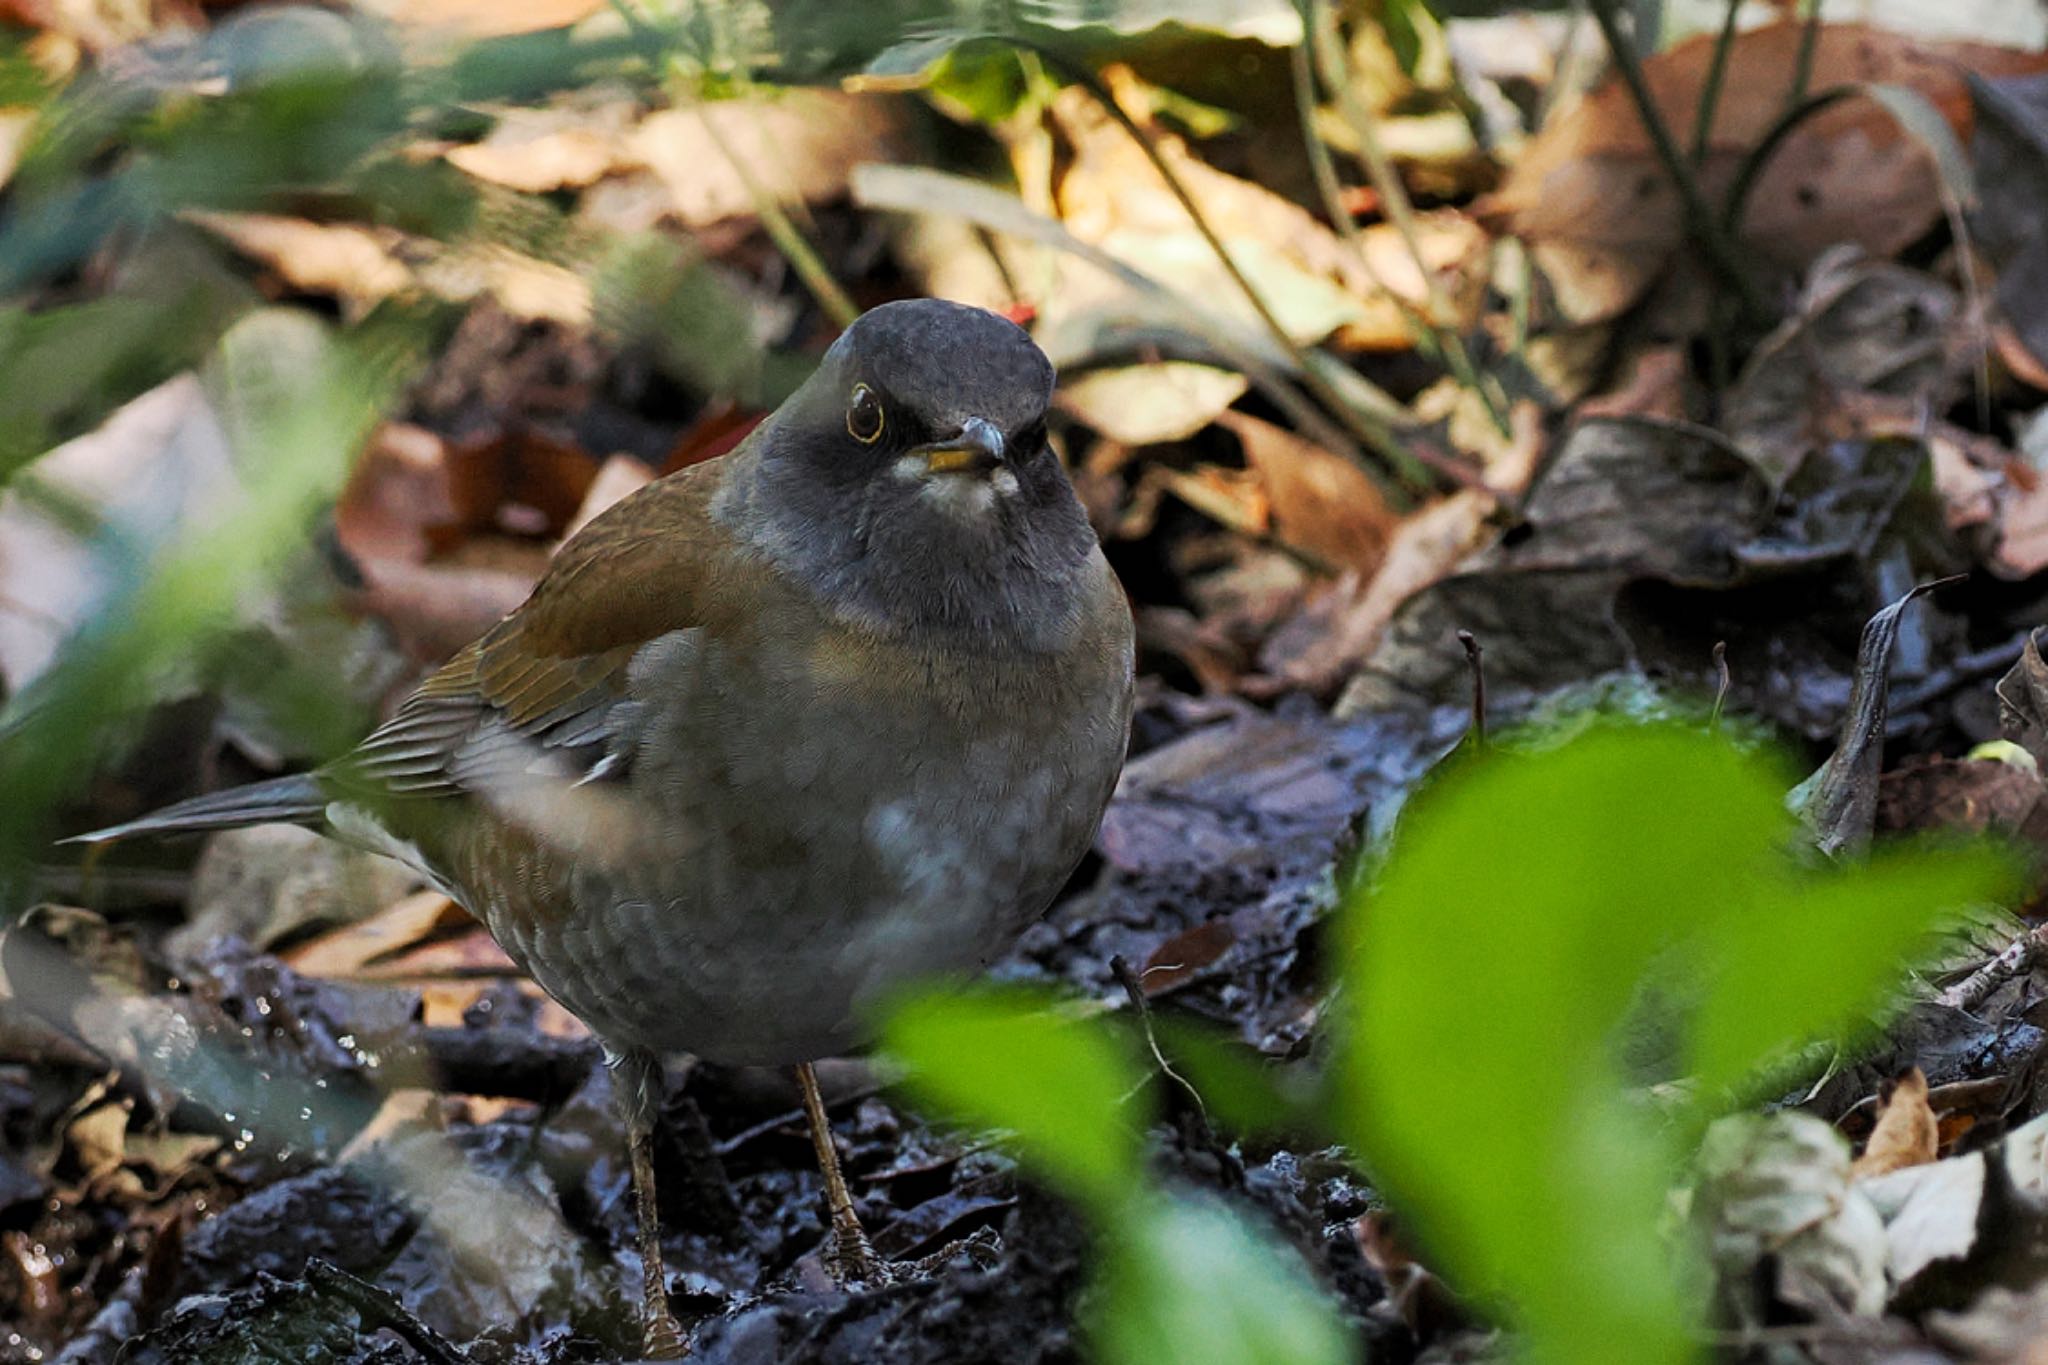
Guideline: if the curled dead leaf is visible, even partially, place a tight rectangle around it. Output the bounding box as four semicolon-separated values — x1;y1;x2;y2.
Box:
1853;1067;1940;1180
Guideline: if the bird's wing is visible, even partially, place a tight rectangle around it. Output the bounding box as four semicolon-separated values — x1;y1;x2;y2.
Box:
337;460;733;804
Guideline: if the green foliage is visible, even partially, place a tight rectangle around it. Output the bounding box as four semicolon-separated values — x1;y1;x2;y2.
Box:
883;987;1354;1365
1338;723;2009;1365
885;989;1144;1206
885;723;2007;1365
0;309;425;903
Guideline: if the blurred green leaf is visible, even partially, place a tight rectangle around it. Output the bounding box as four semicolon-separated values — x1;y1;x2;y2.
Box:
1338;723;2000;1365
1690;846;2009;1093
1151;1017;1327;1139
883;986;1145;1207
0;307;424;899
1094;1197;1355;1365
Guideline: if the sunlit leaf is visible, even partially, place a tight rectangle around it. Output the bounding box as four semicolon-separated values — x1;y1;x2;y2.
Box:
1094;1197;1355;1365
882;986;1146;1205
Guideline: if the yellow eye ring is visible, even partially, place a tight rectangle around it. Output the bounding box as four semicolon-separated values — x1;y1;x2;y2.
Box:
847;384;884;444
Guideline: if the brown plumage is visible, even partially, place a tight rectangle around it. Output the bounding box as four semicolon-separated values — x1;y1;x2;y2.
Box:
73;299;1136;1357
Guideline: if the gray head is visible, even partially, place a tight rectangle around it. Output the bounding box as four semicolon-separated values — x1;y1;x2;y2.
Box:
714;299;1098;650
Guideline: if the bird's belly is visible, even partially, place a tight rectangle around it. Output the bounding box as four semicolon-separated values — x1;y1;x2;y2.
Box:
475;655;1116;1065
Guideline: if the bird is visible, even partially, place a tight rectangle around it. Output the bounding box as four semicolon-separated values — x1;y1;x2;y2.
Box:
69;298;1137;1358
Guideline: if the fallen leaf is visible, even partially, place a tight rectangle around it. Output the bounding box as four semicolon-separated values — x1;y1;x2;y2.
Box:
1791;580;1951;857
1488;23;2048;321
1219;410;1395;574
1724;248;1965;487
282;889;472;980
1698;1110;1888;1321
444;102;636;195
1877;755;2044;839
185;212;412;320
358;0;605;38
1058;363;1250;446
627;91;909;229
0;374;237;693
1261;489;1493;700
1853;1067;1940;1180
560;453;654;540
1997;629;2048;768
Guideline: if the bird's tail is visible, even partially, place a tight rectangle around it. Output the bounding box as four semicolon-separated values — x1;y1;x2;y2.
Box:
62;774;327;845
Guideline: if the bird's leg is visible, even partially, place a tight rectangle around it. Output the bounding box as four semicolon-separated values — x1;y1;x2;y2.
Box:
608;1046;688;1359
795;1061;884;1283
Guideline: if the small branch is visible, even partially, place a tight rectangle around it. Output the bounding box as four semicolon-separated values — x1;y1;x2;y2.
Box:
1458;630;1486;750
305;1259;470;1365
1709;640;1730;728
1691;0;1743;165
1299;0;1512;437
1940;924;2048;1015
1584;0;1771;321
1109;954;1208;1127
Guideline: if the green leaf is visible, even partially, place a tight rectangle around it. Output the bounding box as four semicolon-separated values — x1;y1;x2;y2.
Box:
1093;1197;1355;1365
881;986;1147;1206
1689;845;2010;1093
1340;724;1776;1365
1336;721;2008;1365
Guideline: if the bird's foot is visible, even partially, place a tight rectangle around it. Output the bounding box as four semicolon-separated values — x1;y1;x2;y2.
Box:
639;1307;688;1361
819;1223;1003;1289
896;1225;1004;1280
823;1217;890;1287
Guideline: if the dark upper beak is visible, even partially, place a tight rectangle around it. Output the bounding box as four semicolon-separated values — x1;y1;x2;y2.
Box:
921;417;1006;476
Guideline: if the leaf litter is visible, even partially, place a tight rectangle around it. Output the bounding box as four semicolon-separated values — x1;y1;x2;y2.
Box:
14;2;2048;1362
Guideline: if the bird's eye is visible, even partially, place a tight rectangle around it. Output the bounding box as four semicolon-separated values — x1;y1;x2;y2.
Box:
846;384;884;444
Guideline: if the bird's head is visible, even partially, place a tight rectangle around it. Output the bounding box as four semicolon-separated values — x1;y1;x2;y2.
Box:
716;299;1097;646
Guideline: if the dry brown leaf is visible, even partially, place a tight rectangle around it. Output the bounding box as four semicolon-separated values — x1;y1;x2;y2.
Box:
1852;1066;1940;1180
1578;346;1692;421
357;0;604;37
627;92;908;229
185;212;412;319
561;453;655;541
1256;489;1496;698
351;553;540;664
1488;23;2048;320
1046;73;1483;350
1058;363;1250;446
281;889;471;979
443;103;635;194
1218;410;1394;573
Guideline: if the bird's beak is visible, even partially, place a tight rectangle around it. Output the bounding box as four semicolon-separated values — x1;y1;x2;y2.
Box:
921;417;1005;476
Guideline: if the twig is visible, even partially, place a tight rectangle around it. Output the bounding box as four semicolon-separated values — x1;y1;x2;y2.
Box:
1690;0;1743;165
1298;0;1511;437
1029;44;1432;498
1940;924;2048;1015
305;1259;470;1365
1709;640;1730;728
1457;630;1486;750
1584;0;1771;320
1109;954;1208;1126
1789;0;1824;113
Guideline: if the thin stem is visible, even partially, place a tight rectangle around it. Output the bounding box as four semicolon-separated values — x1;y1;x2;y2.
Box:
690;99;859;329
1585;0;1772;320
1030;44;1432;497
1691;0;1742;165
1790;0;1824;111
610;0;858;330
1299;0;1512;437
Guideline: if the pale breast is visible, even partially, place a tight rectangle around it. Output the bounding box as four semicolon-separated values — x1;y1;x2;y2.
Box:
478;559;1133;1065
